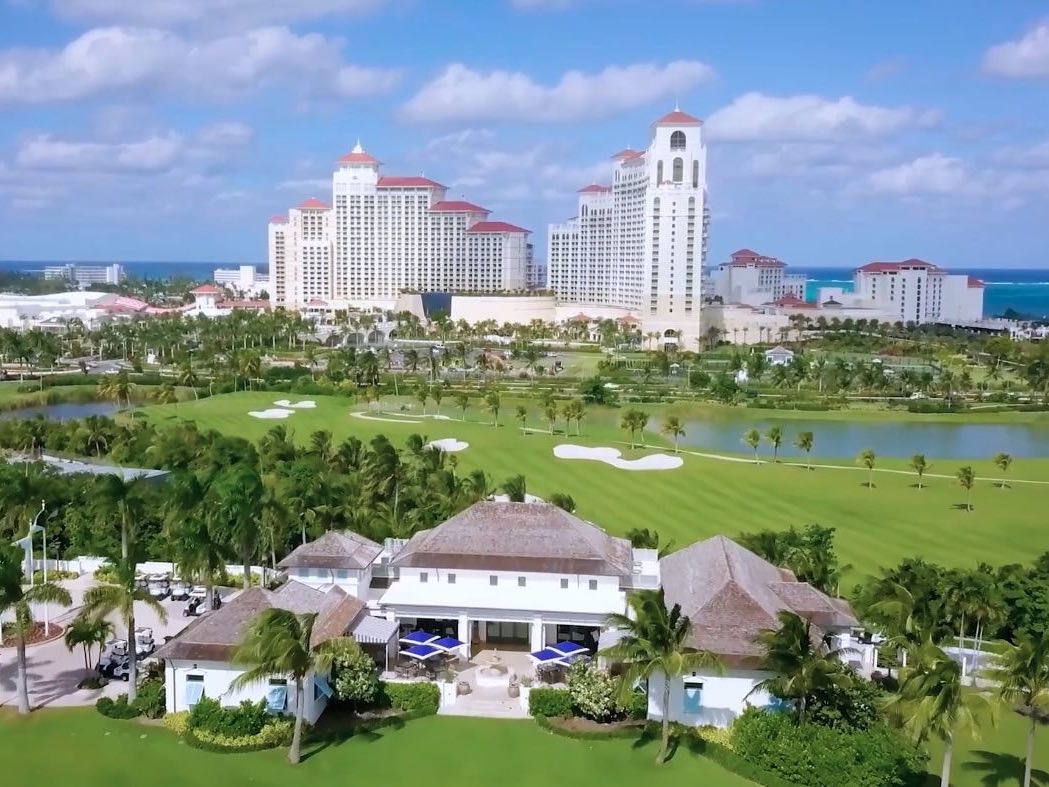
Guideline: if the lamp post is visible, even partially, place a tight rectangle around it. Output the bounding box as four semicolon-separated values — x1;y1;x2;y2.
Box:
27;501;49;635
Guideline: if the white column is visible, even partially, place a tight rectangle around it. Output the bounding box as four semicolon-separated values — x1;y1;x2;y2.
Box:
458;613;470;659
165;666;177;714
530;616;544;652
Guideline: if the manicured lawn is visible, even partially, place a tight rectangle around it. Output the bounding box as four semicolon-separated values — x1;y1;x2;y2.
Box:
927;705;1048;787
137;392;1049;576
0;710;753;786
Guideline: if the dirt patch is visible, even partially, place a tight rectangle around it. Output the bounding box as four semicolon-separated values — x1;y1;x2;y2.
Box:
548;715;645;734
1;621;66;648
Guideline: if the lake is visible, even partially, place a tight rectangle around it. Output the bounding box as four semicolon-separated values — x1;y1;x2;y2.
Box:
0;402;123;421
672;414;1049;459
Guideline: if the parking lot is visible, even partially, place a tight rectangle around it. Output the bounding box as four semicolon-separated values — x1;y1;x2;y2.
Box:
0;575;219;710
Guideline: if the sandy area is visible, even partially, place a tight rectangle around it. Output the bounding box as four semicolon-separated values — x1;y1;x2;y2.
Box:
249;408;295;419
350;411;452;423
427;438;469;452
553;444;683;471
273;399;317;409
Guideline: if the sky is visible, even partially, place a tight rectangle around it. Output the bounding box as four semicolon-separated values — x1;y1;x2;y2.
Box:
0;0;1047;268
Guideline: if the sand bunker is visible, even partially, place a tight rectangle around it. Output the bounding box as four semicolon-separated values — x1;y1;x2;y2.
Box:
350;411;452;423
273;399;317;409
249;408;295;420
426;438;469;452
553;444;683;471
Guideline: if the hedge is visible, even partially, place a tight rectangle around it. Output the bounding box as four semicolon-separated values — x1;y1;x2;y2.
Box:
184;720;293;753
380;682;440;716
96;695;141;720
528;688;573;718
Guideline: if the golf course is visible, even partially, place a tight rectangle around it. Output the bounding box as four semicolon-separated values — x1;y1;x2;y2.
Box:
138;391;1049;577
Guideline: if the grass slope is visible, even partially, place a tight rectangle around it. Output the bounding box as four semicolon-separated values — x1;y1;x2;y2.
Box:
139;392;1049;576
0;710;752;786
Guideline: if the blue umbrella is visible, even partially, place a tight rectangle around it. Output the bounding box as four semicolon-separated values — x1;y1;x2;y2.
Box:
399;631;439;647
549;641;588;658
528;648;567;665
431;636;465;653
401;643;442;661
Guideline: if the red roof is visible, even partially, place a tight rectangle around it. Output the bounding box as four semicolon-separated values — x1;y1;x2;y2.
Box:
306;299;328;307
377;176;444;189
611;148;636;159
731;248;761;259
430;200;489;213
571;313;592;321
338;151;379;165
191;284;223;295
297;197;328;210
467;221;529;234
618;315;640;324
269;215;288;224
967;276;985;288
654;109;702;126
769;294;816;308
621;150;645;160
857;259;939;274
578;184;611;193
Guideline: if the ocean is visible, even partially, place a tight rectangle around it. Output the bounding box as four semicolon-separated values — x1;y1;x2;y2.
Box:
797;267;1049;320
2;261;1047;319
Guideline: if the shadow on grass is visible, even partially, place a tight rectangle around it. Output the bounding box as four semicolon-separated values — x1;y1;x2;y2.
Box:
300;711;406;762
962;750;1049;787
952;503;975;511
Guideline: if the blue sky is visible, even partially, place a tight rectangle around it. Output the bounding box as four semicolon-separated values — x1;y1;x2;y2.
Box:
0;0;1047;268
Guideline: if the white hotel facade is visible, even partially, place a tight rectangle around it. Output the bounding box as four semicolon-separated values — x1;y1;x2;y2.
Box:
268;144;533;310
548;109;711;347
852;259;984;324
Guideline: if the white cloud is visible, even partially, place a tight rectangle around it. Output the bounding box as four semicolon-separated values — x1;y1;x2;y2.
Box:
0;26;402;105
994;139;1049;168
984;23;1049;78
706;92;940;142
399;61;715;123
742;142;897;179
863;154;976;197
15;122;254;173
43;0;387;27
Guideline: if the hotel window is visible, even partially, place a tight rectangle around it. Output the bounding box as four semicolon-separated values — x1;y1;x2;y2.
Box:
419;572;428;583
682;679;704;714
517;576;526;587
560;578;569;589
588;580;598;591
447;573;456;584
490;575;498;586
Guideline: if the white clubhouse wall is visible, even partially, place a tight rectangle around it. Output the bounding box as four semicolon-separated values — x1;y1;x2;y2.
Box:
647;668;771;729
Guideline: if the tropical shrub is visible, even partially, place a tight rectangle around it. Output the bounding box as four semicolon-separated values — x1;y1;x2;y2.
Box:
332;643;380;708
132;678;166;719
567;661;621;722
624;689;649;720
732;708;927;787
805;676;883;731
163;711;190;736
185;719;294;752
380;682;439;716
528;687;573;717
188;697;270;737
96;694;141;719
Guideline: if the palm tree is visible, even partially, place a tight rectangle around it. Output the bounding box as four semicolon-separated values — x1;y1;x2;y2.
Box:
176;361;199;399
661;416;685;453
166;474;227;609
80;558;167;703
431;386;444;415
794;431;814;470
484;390;500;426
564;399;585;436
766;426;783;462
600;589;721;764
993;452;1013;489
957;465;975;511
207;465;263;588
64;614;114;672
743;428;761;463
911;454;927;489
0;543;73;714
543;401;558;435
455;392;470;421
986;634;1049;787
97;368;133;409
153;382;178;406
414;385;428;415
501;474;527;502
884;640;993;787
232;609;348;764
515;405;528;435
621;410;641;449
858;448;876;488
747;611;855;725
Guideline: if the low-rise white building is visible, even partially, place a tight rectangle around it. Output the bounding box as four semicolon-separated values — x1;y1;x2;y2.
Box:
214;265;269;297
710;249;807;308
853;259;983;323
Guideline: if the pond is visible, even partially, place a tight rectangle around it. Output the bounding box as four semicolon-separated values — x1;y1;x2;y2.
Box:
0;402;123;421
671;414;1049;459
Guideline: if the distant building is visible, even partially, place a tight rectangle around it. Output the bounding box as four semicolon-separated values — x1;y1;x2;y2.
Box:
213;265;268;296
548;108;711;348
710;249;807;308
764;345;795;366
853;259;984;323
43;263;125;287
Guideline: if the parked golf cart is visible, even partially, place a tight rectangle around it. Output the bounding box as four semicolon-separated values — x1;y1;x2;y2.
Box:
169;580;192;601
147;574;170;600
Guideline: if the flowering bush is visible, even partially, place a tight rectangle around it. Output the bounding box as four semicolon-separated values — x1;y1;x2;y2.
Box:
332;642;380;708
566;661;622;722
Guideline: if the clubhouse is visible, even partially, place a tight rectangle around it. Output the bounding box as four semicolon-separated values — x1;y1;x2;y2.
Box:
157;501;874;726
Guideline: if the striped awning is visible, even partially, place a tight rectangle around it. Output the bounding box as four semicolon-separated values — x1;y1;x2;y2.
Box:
352;615;399;644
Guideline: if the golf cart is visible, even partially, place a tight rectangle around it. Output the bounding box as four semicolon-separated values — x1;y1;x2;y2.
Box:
147;574;170;600
183;587;210;617
99;656;131;681
170;580;192;601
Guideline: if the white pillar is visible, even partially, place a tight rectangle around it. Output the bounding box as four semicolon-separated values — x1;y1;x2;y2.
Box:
458;613;470;659
530;616;544;652
165;666;177;714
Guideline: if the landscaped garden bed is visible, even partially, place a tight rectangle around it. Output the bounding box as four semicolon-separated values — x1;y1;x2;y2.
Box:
1;621;64;647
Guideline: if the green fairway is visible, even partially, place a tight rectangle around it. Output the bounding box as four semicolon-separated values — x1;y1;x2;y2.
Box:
137;392;1049;576
0;710;752;786
927;705;1048;787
